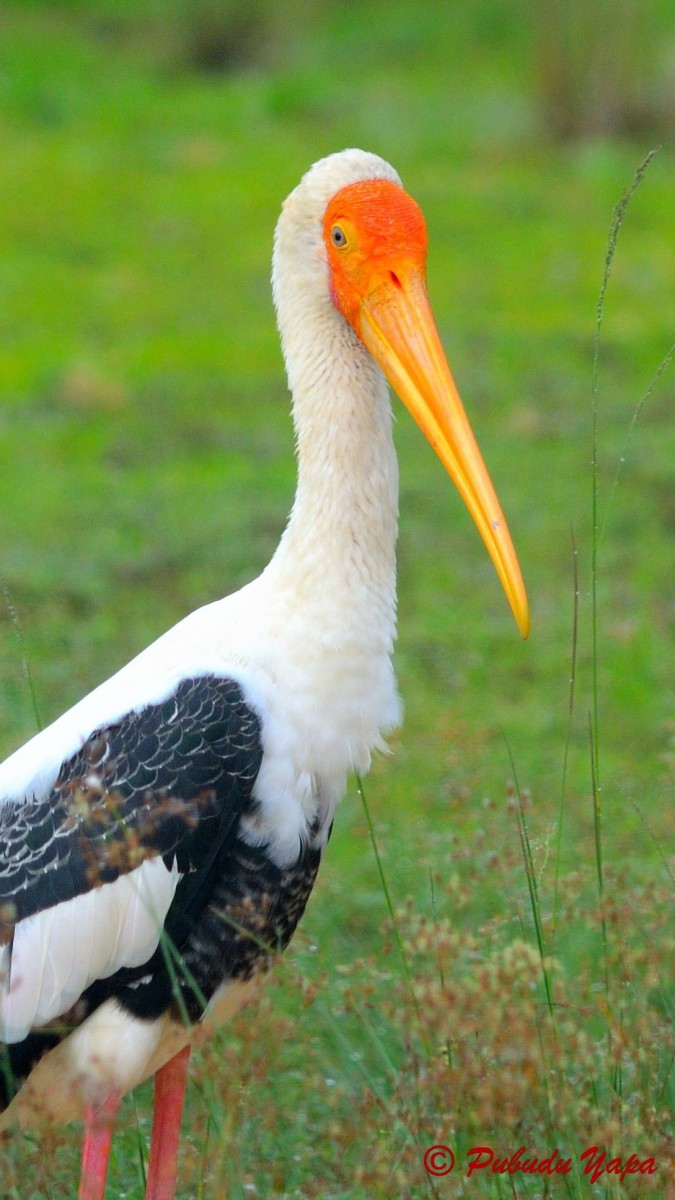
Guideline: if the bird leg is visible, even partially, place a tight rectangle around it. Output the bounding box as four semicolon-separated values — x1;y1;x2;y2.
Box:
79;1091;121;1200
145;1044;192;1200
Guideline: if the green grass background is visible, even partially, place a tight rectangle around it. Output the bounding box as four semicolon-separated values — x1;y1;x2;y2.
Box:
0;1;673;1196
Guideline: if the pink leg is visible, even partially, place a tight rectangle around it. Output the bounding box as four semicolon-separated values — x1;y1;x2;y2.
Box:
145;1044;191;1200
79;1092;121;1200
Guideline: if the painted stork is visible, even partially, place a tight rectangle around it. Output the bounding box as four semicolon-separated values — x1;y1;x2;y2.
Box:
0;149;529;1198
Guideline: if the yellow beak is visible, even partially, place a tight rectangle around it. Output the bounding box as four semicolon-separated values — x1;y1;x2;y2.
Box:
358;266;530;638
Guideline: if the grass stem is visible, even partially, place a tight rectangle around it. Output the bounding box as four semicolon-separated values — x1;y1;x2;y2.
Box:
552;529;579;952
355;772;421;1029
0;577;43;733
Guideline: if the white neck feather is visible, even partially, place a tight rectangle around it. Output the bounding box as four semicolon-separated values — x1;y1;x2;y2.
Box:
271;348;398;630
267;152;403;656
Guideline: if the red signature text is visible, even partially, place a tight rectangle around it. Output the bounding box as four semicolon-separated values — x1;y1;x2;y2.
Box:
423;1144;658;1182
580;1146;656;1185
466;1147;571;1178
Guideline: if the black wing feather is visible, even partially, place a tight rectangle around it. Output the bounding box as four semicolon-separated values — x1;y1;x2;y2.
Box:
0;675;263;932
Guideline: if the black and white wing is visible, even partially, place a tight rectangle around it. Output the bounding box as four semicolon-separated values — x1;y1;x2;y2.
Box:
0;674;263;1047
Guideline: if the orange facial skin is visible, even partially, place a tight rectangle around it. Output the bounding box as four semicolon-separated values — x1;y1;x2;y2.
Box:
324;179;428;329
323;178;530;639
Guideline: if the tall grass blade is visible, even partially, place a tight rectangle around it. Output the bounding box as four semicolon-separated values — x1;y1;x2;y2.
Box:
355;772;421;1026
356;772;434;1142
586;152;663;1084
503;735;553;1015
428;868;446;992
196;1112;212;1200
158;926;209;1027
588;710;610;1009
598;339;674;547
503;742;556;1140
0;576;43;732
589;145;660;824
552;529;579;950
131;1090;148;1191
630;799;674;885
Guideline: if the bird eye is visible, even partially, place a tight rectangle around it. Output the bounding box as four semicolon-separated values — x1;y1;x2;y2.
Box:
331;225;347;249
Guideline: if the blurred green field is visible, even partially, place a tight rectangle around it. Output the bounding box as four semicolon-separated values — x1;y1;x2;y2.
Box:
1;2;673;1197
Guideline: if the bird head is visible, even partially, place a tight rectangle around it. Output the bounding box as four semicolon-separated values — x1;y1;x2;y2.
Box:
322;172;530;639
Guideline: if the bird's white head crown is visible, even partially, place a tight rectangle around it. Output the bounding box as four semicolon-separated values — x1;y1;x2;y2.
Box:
293;149;402;212
272;150;402;310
